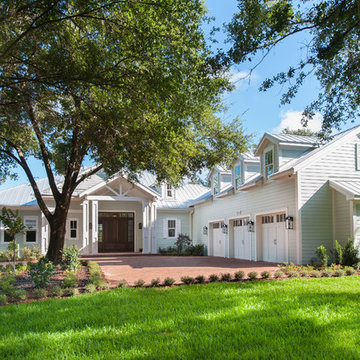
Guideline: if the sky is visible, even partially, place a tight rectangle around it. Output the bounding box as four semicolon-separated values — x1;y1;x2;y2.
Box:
0;0;356;191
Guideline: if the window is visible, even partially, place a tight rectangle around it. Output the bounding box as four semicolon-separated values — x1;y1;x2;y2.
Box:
276;213;286;223
24;217;37;243
166;184;174;198
69;220;78;240
265;150;274;178
212;222;220;229
168;219;176;238
1;222;12;242
262;216;274;224
213;175;219;195
234;165;242;189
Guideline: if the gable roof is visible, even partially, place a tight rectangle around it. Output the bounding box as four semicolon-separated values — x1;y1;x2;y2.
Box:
329;179;360;200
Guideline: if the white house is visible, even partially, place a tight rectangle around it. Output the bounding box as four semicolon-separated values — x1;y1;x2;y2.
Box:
1;125;360;264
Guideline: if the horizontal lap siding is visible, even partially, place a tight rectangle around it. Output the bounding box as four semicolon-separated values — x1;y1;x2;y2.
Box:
354;202;360;248
193;178;297;261
334;191;351;246
300;135;360;264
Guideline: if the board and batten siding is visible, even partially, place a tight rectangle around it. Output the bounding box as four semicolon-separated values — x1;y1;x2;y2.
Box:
156;211;190;251
192;177;297;261
299;132;360;264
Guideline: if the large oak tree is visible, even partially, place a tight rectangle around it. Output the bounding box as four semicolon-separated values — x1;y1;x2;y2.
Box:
226;0;360;132
0;0;247;262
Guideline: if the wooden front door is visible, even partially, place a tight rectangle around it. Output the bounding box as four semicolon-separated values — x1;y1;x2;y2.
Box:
98;213;134;252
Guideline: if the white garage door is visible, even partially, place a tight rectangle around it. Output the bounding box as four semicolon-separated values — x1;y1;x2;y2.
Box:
212;222;225;257
262;213;287;263
233;219;251;260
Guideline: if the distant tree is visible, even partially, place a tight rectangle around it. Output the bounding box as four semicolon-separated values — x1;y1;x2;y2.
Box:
226;0;360;132
0;0;248;262
282;128;316;137
0;208;26;271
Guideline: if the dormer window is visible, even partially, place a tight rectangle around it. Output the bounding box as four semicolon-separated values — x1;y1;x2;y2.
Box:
265;150;274;178
234;164;242;189
166;184;174;198
213;174;219;195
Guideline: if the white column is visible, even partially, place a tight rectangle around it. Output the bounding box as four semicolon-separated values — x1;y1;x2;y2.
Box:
142;201;149;253
151;203;157;253
82;200;89;253
40;213;49;255
91;200;99;254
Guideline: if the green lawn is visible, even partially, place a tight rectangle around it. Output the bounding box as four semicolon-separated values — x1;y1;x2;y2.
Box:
1;277;360;359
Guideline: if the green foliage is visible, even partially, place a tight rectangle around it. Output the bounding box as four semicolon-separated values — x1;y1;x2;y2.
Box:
234;271;246;281
87;261;103;287
181;276;195;285
287;270;299;278
21;248;34;261
208;274;219;283
50;286;63;297
84;284;97;294
60;246;80;272
28;258;56;288
342;238;360;267
195;275;206;284
0;251;7;262
322;270;333;278
175;234;193;253
15;263;27;275
261;271;271;279
333;240;343;265
315;245;328;268
134;279;145;288
345;267;356;276
220;273;232;282
32;288;48;299
274;270;285;279
62;271;78;288
300;269;310;277
10;289;27;302
227;0;360;131
247;271;258;280
96;281;110;291
0;294;7;305
311;270;322;278
163;277;175;287
150;278;161;287
117;280;128;289
334;269;345;277
0;272;16;295
63;288;79;297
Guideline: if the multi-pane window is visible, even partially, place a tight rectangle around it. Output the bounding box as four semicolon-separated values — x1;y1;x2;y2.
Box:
262;215;274;224
24;217;37;243
166;184;174;198
213;175;219;195
234;165;242;189
168;219;176;238
265;150;274;178
69;220;78;239
276;213;286;223
234;219;248;227
212;222;220;229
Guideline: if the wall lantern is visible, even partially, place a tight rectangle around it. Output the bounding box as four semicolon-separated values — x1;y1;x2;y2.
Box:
138;222;143;230
203;226;208;235
247;220;255;232
221;223;228;234
285;216;294;230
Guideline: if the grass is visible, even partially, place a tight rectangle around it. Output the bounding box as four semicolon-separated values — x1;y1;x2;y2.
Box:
1;277;360;359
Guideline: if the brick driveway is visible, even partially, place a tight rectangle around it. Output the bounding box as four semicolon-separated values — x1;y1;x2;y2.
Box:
82;254;279;285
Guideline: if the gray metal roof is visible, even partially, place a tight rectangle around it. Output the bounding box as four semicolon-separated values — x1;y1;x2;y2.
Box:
329;179;360;199
266;133;321;145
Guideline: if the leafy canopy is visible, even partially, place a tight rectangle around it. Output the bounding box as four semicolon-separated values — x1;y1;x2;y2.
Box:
226;0;360;132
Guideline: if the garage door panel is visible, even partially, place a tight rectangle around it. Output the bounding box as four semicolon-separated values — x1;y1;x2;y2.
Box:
212;226;225;257
233;219;251;260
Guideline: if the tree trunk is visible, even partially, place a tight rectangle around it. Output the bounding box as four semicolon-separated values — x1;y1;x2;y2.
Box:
46;208;69;264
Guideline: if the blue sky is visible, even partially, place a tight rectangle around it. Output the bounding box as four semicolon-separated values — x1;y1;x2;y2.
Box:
0;0;355;191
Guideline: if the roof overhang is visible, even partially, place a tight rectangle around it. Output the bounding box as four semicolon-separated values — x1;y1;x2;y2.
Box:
328;180;360;200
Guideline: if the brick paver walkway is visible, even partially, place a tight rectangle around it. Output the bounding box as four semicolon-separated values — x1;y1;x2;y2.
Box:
82;254;279;286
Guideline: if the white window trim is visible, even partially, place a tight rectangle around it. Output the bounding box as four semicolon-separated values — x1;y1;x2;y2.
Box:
213;174;219;195
167;218;177;238
264;149;274;179
67;218;79;241
24;216;39;244
164;183;175;200
234;163;243;190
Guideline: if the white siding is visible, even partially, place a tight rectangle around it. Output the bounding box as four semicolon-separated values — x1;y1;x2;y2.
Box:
192;177;297;262
299;133;360;263
333;190;351;246
353;201;360;248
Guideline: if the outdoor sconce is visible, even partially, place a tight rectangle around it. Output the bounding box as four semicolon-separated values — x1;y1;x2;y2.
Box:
221;223;228;234
285;216;294;230
138;222;142;230
247;220;255;232
203;226;208;235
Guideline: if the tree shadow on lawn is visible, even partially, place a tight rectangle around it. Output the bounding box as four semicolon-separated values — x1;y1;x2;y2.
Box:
0;278;360;359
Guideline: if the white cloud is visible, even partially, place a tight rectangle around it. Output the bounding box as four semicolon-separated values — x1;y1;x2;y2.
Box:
228;69;258;89
274;110;323;133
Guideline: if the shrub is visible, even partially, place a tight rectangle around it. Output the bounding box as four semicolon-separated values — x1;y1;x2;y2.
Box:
274;270;285;279
181;276;195;285
97;281;110;290
315;245;328;268
261;271;271;279
195;275;206;284
80;259;89;266
21;247;34;261
60;245;80;272
88;261;103;285
311;270;321;278
32;288;48;299
29;257;55;288
234;271;245;281
149;278;160;287
342;238;360;267
84;283;97;293
63;288;79;297
322;269;333;277
300;269;310;277
208;274;219;282
158;246;179;255
0;251;7;262
15;263;27;275
163;277;175;287
220;273;232;282
287;270;299;278
334;269;345;277
62;271;78;288
134;279;145;288
345;267;356;276
333;240;343;265
0;273;16;294
50;286;63;297
247;271;258;280
11;289;27;301
117;280;128;288
175;234;192;253
31;247;42;260
0;294;8;305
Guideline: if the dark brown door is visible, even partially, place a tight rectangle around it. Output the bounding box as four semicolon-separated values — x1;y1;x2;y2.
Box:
98;214;134;252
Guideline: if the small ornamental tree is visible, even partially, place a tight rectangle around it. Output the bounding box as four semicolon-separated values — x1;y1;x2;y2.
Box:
0;207;26;272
